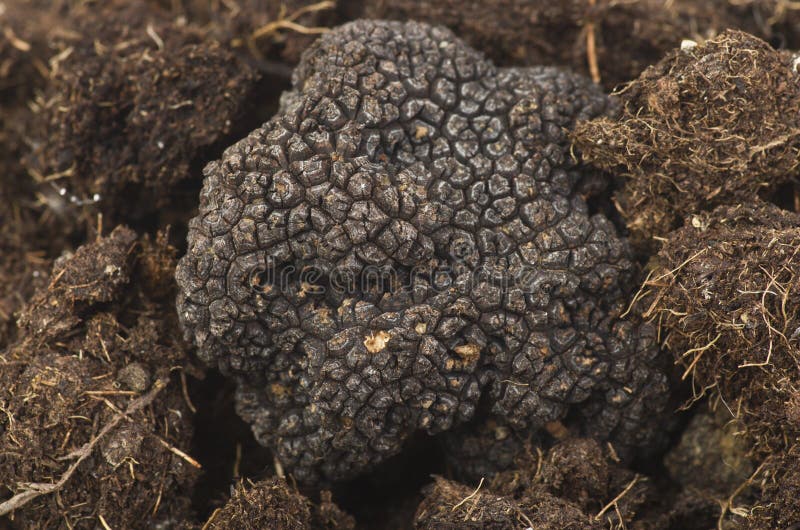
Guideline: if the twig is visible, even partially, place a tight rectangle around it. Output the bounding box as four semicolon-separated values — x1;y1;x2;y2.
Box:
156;437;202;469
201;508;222;530
272;454;284;480
585;0;601;84
595;475;641;520
251;1;334;40
234;443;243;478
0;378;169;516
179;369;197;414
452;477;484;511
98;514;113;530
253;19;330;38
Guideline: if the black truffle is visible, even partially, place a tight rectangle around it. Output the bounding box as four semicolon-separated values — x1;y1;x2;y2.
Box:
176;19;668;483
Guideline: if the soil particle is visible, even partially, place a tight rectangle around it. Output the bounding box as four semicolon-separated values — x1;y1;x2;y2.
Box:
489;438;651;527
414;475;602;529
17;227;138;340
664;405;755;495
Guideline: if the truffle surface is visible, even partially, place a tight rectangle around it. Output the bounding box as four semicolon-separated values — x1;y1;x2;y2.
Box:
176;20;668;483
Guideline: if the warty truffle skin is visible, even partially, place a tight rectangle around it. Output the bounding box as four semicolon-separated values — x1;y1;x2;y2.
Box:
176;19;668;484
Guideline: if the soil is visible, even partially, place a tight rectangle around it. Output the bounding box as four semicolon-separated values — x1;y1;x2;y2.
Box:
1;1;799;528
574;30;800;250
354;0;800;90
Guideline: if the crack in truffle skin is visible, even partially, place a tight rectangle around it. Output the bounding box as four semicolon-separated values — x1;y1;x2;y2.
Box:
176;20;668;484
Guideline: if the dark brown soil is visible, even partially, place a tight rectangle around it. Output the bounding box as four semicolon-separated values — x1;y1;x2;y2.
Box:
159;0;342;66
23;1;258;228
574;30;800;248
747;448;800;529
201;477;354;530
356;0;800;89
2;0;800;528
0;227;199;527
638;202;800;458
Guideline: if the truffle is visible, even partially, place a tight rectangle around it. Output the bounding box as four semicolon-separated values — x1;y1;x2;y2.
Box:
176;20;668;483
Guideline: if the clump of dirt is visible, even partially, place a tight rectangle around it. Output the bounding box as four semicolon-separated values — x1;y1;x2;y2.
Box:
747;448;800;528
414;475;600;529
638;490;729;530
356;0;800;89
414;437;667;528
0;227;200;527
664;404;755;495
441;435;731;529
24;1;258;228
574;30;800;247
638;201;800;457
490;438;652;527
17;227;138;338
441;417;538;484
201;477;354;530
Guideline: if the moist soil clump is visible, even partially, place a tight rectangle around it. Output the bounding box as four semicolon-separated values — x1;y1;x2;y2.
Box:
638;202;800;458
201;477;354;530
574;30;800;248
413;436;718;529
23;1;258;229
0;227;199;527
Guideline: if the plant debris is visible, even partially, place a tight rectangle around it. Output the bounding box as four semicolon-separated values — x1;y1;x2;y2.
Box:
355;0;800;89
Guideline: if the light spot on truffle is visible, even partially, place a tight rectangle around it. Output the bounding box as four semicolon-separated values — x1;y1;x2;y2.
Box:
364;331;391;353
